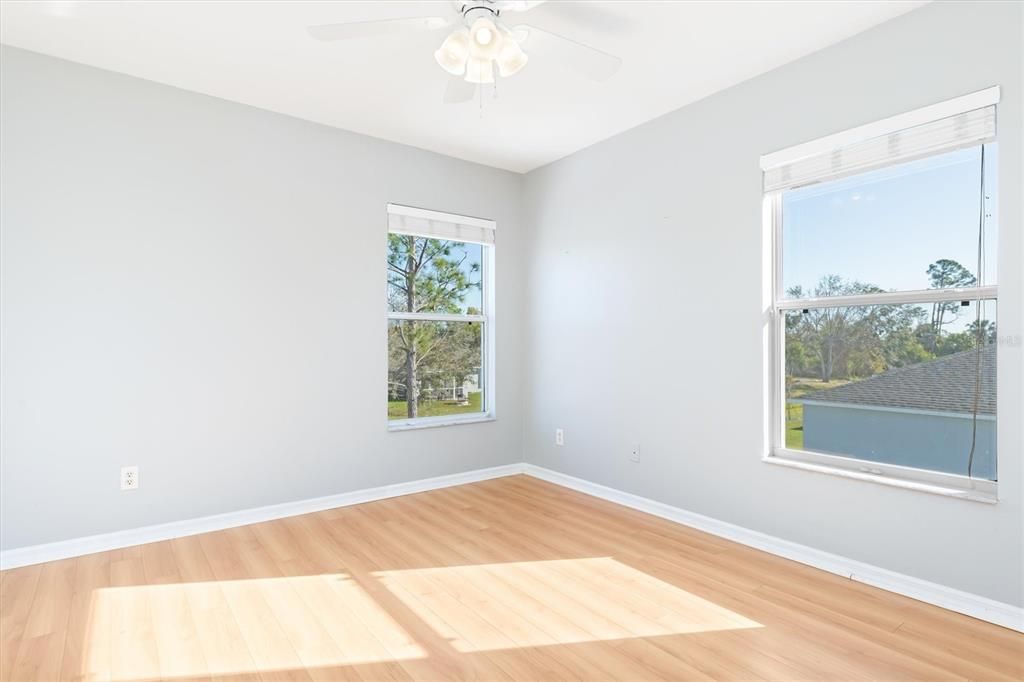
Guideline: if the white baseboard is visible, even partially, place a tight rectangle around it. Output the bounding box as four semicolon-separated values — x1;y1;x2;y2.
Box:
3;460;1020;633
522;464;1024;633
0;463;526;571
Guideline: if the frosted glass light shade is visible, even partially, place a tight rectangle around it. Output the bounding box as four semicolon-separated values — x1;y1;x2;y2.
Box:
468;18;503;60
465;57;495;84
434;28;470;76
496;38;528;77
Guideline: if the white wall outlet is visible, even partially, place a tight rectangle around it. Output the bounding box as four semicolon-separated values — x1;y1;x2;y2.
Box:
120;465;139;491
630;445;640;463
555;428;564;446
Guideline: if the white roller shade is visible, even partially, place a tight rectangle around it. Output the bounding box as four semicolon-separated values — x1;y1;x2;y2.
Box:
762;87;999;193
387;203;495;245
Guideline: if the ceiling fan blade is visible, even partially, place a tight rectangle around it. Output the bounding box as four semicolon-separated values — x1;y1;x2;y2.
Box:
444;78;476;104
307;16;450;41
507;26;531;43
515;24;621;81
500;0;549;11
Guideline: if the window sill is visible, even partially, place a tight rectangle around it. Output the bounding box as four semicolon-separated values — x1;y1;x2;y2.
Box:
388;414;496;432
763;454;998;504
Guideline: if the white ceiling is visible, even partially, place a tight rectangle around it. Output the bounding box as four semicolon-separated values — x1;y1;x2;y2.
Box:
1;0;927;173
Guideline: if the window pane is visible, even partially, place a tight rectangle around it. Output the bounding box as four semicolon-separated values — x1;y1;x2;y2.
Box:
784;300;996;480
781;145;997;298
387;235;483;314
388;320;484;420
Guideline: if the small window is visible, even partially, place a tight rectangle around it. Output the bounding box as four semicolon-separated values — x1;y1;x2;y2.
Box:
386;204;494;428
764;90;999;499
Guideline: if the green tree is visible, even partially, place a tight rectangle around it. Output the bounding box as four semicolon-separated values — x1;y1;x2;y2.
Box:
387;236;480;418
788;260;982;384
866;302;930;369
935;331;977;356
785;335;810;378
786;276;885;382
967;318;997;344
925;259;976;350
930;319;996;356
787;276;930;381
423;314;482;398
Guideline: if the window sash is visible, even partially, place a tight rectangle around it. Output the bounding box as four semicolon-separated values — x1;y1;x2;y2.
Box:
775;286;998;310
769;297;998;495
387;318;490;421
387;230;490;317
387;311;485;323
765;449;998;502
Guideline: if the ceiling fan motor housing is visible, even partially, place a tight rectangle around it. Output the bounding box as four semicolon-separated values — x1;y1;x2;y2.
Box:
461;3;500;24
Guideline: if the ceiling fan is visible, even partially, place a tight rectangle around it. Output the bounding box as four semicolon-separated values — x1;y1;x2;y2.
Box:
307;0;622;103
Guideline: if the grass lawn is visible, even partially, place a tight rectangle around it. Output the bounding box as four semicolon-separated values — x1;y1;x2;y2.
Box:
785;402;804;449
784;377;852;449
789;377;852;395
388;391;483;420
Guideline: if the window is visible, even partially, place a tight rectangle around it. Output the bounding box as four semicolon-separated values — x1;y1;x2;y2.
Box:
763;88;999;500
386;204;495;429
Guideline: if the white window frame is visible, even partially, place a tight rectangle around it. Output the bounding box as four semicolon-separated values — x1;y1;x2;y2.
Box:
386;204;496;431
762;89;1000;503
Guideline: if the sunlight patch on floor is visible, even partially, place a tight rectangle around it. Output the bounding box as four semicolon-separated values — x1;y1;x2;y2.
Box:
374;557;762;652
83;573;424;681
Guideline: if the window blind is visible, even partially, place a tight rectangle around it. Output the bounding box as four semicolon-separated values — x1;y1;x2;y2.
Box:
387;203;495;245
762;88;999;193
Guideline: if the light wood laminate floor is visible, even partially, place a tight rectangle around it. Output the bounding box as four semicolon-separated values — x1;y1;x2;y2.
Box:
1;475;1021;681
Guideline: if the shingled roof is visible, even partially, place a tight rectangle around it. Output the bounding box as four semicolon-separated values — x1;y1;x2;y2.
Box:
799;344;996;416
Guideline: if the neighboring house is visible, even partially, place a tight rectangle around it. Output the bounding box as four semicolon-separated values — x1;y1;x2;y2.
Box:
797;345;996;480
424;367;482;404
392;366;482;404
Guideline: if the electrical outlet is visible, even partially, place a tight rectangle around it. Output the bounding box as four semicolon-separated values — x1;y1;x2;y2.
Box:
630;445;640;463
121;466;139;491
555;428;564;446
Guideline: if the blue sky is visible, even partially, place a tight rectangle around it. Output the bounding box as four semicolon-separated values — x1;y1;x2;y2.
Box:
783;145;998;298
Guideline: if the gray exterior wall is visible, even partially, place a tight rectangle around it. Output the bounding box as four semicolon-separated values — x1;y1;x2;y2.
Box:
803;404;997;481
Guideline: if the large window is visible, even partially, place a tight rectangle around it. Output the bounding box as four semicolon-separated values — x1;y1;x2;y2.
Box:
386;204;495;429
764;89;999;500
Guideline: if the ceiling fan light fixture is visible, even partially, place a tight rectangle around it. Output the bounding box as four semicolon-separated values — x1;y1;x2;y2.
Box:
465;57;495;84
468;17;503;60
434;28;470;75
496;38;528;77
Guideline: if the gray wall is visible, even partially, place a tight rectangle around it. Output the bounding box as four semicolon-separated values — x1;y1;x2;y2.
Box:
0;46;526;550
803;404;997;481
521;0;1023;605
